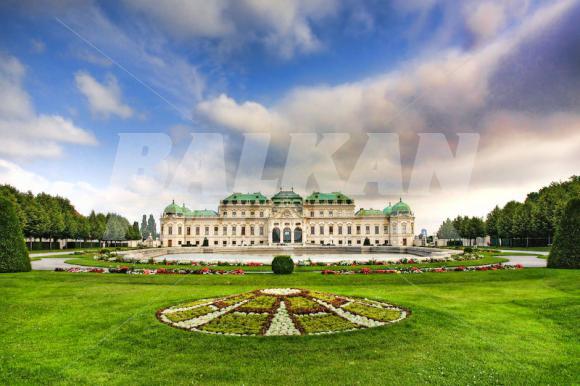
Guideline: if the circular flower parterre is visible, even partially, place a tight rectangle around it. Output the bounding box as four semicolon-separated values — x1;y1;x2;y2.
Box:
157;288;409;336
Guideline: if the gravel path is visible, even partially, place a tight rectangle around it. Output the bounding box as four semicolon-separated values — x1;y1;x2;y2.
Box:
502;255;547;268
31;258;83;271
498;249;549;256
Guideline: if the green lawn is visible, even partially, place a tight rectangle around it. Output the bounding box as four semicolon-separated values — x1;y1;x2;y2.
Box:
64;253;508;272
0;269;578;384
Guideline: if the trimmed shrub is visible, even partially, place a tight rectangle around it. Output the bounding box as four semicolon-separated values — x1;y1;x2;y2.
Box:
0;196;31;273
547;198;580;269
464;246;473;253
271;255;294;274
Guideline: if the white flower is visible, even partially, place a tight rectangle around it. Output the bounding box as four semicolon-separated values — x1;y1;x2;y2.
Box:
260;288;301;295
265;301;301;336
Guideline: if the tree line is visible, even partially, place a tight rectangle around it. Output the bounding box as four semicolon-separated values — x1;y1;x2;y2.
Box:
436;176;579;247
0;185;158;249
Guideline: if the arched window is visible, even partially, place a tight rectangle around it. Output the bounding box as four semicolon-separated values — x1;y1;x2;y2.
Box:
392;223;398;234
294;227;302;243
272;227;280;243
402;223;407;234
283;227;292;243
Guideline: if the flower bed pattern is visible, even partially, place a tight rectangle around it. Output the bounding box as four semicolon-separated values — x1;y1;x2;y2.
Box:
157;288;409;336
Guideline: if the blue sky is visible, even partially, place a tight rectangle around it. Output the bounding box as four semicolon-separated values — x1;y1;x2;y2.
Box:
0;0;579;231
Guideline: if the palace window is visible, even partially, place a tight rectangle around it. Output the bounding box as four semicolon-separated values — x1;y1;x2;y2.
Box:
402;223;407;233
250;226;254;236
329;210;333;217
241;226;246;236
232;226;237;235
347;225;352;235
311;226;315;235
356;226;361;235
259;226;264;236
241;211;246;216
250;211;254;216
260;211;264;217
161;225;164;234
222;211;227;217
365;226;370;234
329;225;334;235
223;226;227;235
319;211;324;216
178;227;182;235
233;211;237;217
319;225;324;235
384;225;388;234
205;226;209;235
375;226;379;234
338;226;342;235
196;227;200;235
168;226;173;235
310;211;314;217
186;227;191;236
214;226;218;234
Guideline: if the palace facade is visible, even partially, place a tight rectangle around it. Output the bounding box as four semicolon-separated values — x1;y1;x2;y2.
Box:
160;190;415;248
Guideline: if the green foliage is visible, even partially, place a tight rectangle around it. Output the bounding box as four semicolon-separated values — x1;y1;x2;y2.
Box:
271;255;294;274
164;306;214;322
437;218;460;239
286;296;319;312
200;313;269;335
547;198;580;269
295;314;357;333
343;302;402;322
0;196;31;273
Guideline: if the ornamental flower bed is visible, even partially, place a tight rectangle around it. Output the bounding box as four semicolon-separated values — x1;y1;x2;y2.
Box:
321;263;523;275
94;253;482;267
54;267;245;275
157;288;409;336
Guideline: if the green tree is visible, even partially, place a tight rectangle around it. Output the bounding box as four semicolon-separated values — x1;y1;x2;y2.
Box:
547;198;580;269
485;206;501;240
0;195;31;273
436;218;460;239
147;214;157;239
140;215;148;239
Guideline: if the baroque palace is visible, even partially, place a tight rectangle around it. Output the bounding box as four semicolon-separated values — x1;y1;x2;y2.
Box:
160;190;414;248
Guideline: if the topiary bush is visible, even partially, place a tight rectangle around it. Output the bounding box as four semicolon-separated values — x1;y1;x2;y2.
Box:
271;255;294;274
547;198;580;269
0;196;31;273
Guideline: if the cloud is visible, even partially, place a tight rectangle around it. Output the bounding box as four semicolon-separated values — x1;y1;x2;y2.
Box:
75;71;134;119
193;0;580;231
196;0;575;137
122;0;339;58
0;54;97;159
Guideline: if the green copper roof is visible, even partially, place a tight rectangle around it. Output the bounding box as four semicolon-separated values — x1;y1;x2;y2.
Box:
383;204;392;215
305;192;353;204
222;192;268;204
164;201;184;215
355;208;384;217
391;199;411;215
191;209;218;217
271;190;302;205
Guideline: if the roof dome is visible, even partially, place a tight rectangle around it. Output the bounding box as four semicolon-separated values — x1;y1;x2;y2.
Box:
391;199;411;215
164;200;184;215
271;189;302;205
383;204;392;216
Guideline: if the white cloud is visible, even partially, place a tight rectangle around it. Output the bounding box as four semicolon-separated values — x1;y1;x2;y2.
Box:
0;54;97;159
75;71;134;119
122;0;339;58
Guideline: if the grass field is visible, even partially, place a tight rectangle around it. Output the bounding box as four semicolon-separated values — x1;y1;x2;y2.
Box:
64;253;509;272
1;269;578;385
